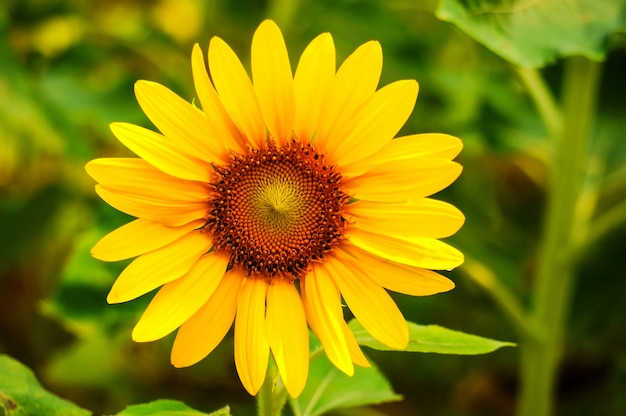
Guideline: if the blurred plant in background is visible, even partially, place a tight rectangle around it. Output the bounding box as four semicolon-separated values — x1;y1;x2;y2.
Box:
1;0;625;415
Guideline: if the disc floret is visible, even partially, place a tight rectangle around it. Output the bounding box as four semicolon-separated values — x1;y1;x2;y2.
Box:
206;141;349;278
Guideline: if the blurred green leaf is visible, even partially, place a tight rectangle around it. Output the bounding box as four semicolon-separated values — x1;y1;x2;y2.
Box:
44;330;126;389
436;0;625;67
350;320;515;354
114;400;229;415
290;352;400;416
0;354;90;416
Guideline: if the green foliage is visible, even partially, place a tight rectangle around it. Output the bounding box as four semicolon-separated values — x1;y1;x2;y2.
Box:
0;355;90;416
290;353;401;416
114;400;229;416
437;0;625;67
349;319;515;354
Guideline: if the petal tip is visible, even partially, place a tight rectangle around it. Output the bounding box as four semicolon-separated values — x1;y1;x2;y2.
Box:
106;290;120;304
258;19;279;31
285;381;307;399
84;161;94;176
131;321;164;343
170;352;192;369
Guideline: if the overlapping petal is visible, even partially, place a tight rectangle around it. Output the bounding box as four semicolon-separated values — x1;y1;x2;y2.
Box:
294;32;335;141
86;158;210;200
172;269;245;367
92;218;204;262
266;279;309;397
107;230;212;304
345;133;463;176
110;123;210;182
95;185;207;227
347;198;465;239
132;253;230;342
325;254;409;350
333;80;419;166
234;277;270;395
339;244;455;296
347;227;464;271
315;41;382;155
208;36;266;148
252;20;295;145
346;157;462;202
191;44;246;152
302;264;354;376
340;320;370;368
134;80;230;165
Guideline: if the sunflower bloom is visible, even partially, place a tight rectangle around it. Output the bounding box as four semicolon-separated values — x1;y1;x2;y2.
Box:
86;20;464;398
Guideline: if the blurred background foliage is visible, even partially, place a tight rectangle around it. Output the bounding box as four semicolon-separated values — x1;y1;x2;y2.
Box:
0;0;625;415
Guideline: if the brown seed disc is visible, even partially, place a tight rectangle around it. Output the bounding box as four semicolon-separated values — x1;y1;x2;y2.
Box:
205;141;349;279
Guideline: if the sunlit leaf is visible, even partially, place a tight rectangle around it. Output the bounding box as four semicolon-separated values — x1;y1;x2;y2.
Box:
290;349;401;416
0;355;90;416
437;0;625;67
115;399;229;415
350;320;515;354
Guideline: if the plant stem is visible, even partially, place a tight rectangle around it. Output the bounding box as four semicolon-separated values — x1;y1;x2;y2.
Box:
517;56;601;416
461;259;533;340
575;198;626;259
257;358;289;416
516;67;563;140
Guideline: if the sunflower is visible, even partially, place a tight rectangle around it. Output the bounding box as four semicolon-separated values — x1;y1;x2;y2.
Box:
86;20;464;398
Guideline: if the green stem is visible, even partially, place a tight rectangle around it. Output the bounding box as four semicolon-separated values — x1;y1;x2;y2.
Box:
517;56;601;416
572;198;626;264
461;259;533;340
257;358;289;416
516;67;563;140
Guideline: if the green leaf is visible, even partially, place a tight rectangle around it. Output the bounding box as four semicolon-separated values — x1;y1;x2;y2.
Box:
114;399;229;416
0;354;90;416
290;353;401;416
436;0;625;67
349;320;515;354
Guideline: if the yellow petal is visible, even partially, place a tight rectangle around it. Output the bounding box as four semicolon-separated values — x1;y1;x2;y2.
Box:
266;278;309;398
107;230;212;304
315;41;382;156
134;80;229;164
340;320;370;368
95;185;207;227
234;277;270;395
345;133;463;176
132;253;229;342
208;36;266;148
346;157;462;202
172;268;245;367
86;158;210;201
340;244;455;296
110;122;210;182
347;227;464;270
191;44;246;152
326;254;408;350
92;218;204;262
347;198;465;239
333;80;419;166
252;20;295;145
87;158;209;226
293;32;335;142
302;266;353;376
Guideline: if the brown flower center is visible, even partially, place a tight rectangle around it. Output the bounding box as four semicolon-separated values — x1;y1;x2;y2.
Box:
205;141;349;279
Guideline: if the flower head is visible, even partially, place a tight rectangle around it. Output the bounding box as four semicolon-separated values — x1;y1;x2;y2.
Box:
86;20;464;398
